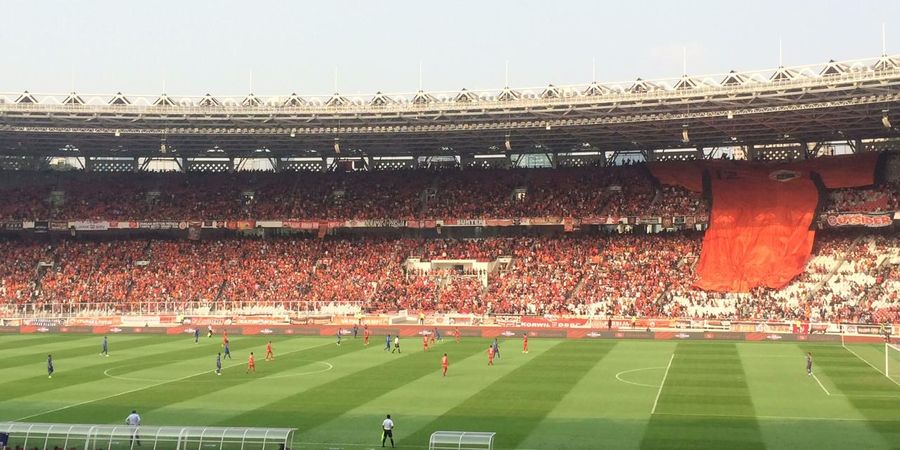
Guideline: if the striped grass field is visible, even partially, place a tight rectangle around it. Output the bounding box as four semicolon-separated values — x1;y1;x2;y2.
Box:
1;334;899;449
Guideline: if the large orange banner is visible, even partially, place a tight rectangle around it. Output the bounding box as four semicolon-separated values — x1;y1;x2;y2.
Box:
649;154;880;292
695;166;819;291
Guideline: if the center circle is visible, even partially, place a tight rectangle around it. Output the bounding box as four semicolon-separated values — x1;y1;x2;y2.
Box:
614;366;667;388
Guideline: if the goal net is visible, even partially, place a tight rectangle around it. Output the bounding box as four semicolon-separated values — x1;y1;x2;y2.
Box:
887;343;900;385
842;334;900;385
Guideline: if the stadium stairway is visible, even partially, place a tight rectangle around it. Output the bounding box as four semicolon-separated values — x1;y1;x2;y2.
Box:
804;235;863;305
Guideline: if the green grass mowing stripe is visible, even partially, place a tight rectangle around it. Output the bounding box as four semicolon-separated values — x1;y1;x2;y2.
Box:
0;335;177;402
402;340;617;449
26;337;359;424
143;337;422;426
293;338;558;448
213;339;487;431
0;334;94;351
0;335;115;366
0;335;273;419
801;343;900;447
640;342;765;450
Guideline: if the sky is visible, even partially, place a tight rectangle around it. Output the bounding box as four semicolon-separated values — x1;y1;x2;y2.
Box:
1;0;898;97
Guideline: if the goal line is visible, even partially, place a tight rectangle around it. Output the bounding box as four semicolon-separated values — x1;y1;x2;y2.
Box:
841;335;900;388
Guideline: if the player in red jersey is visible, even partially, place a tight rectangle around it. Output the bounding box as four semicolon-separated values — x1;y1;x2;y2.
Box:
364;326;370;346
423;334;429;352
488;345;495;365
265;341;274;361
522;333;528;353
441;353;449;377
430;327;437;345
222;330;229;347
246;352;256;374
455;327;461;343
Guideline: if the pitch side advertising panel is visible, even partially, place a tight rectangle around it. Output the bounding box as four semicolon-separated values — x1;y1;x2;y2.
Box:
519;316;588;328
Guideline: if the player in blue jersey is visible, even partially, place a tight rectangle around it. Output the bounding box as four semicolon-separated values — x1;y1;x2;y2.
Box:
492;338;500;359
47;354;54;378
216;353;222;376
194;328;200;343
101;336;109;357
336;330;342;346
806;352;813;376
223;340;232;359
385;334;392;351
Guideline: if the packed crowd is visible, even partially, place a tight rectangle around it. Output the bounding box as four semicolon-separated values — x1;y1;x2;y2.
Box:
823;182;899;213
0;231;897;323
3;166;897;222
0;166;713;221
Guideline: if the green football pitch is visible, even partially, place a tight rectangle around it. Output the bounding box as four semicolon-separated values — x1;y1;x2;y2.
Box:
1;334;899;450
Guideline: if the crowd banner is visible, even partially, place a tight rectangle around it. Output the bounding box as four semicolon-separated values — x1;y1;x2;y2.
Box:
696;166;819;292
138;221;183;230
256;220;283;228
648;161;706;193
825;213;893;228
794;151;879;188
69;220;110;231
109;221;140;229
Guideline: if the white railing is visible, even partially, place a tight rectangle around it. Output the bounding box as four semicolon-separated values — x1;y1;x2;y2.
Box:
0;300;364;318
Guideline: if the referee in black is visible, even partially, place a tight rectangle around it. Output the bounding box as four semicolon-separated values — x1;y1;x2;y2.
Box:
381;414;395;448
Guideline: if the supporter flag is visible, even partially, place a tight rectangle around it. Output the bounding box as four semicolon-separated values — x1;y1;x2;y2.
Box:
695;166;818;292
648;161;705;193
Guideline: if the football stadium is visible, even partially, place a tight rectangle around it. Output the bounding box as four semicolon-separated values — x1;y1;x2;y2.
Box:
1;2;900;449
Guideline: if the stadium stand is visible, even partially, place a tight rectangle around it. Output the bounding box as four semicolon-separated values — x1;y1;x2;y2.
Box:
0;166;706;221
1;229;897;323
0;152;896;325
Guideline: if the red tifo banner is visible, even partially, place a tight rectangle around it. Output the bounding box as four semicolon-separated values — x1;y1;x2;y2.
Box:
649;153;879;292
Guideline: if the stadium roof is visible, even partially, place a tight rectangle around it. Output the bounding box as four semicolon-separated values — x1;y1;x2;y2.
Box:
0;55;899;158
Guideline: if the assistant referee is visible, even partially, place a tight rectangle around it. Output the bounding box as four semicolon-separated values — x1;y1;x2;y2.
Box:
381;414;395;448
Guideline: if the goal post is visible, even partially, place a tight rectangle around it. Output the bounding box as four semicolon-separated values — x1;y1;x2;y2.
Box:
841;334;890;376
887;342;900;384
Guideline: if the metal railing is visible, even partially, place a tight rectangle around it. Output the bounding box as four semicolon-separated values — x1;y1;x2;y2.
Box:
0;300;365;318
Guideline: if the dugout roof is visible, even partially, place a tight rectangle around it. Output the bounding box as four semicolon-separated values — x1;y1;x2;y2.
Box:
0;422;296;450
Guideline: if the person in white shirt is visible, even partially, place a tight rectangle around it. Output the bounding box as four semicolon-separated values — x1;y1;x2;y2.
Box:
381;414;395;448
125;410;141;447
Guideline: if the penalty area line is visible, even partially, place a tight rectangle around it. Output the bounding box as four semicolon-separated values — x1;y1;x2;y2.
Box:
651;411;900;423
811;373;831;396
14;344;331;422
650;353;674;414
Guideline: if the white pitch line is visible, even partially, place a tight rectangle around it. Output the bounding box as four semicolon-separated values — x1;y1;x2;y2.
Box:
829;393;900;399
292;443;543;450
650;353;675;414
14;343;330;422
615;366;666;388
811;373;831;396
842;345;900;388
652;411;900;423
